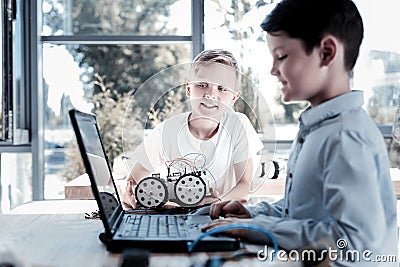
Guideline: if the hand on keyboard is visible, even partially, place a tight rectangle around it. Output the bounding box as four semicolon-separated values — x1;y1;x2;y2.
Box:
201;217;253;240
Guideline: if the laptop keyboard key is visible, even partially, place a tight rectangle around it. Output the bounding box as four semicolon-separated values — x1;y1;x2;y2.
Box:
120;215;191;238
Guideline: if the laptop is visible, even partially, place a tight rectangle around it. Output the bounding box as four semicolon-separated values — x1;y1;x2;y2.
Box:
68;108;240;253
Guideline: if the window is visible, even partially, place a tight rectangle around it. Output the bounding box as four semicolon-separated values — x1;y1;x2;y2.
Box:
2;0;399;208
352;0;400;166
204;0;400;126
41;0;200;199
203;0;400;173
353;0;400;125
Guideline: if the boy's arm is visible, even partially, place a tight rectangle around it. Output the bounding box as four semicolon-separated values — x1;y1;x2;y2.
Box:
221;154;285;217
219;158;253;201
244;132;397;254
246;198;284;218
222;113;264;201
126;162;152;184
122;162;152;208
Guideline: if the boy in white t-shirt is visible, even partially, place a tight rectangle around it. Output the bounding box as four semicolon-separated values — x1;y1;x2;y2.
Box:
123;49;263;208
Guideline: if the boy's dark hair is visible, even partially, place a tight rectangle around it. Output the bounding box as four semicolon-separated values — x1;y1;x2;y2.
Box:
261;0;363;72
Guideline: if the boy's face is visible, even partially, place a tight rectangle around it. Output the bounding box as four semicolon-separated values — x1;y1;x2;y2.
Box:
267;31;327;105
187;62;240;119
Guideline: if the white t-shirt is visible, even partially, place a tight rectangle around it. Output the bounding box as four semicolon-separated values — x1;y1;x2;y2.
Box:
132;110;263;195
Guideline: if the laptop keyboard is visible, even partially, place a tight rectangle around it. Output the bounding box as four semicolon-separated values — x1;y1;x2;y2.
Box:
119;215;189;238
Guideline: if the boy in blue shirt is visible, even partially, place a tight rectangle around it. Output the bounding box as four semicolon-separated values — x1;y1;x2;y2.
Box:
203;0;398;265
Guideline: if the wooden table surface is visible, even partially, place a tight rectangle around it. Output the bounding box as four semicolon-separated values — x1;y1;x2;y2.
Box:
0;200;298;267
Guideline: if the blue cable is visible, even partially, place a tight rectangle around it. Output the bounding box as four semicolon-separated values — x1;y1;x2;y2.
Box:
187;223;278;260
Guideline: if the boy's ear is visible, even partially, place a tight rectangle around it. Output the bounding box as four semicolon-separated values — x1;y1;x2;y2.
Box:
320;35;337;67
231;91;241;105
186;81;190;96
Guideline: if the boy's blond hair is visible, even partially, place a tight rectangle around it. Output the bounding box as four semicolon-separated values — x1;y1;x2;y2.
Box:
193;49;239;71
191;49;241;90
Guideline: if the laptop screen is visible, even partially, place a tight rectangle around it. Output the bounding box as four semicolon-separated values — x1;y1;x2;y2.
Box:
69;109;121;234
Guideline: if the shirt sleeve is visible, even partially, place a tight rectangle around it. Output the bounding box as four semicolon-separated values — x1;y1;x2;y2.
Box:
246;198;284;218
244;131;397;255
132;123;165;172
232;113;264;164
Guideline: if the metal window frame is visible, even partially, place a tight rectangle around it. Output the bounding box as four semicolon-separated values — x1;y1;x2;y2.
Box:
29;0;43;200
1;0;15;144
0;0;31;151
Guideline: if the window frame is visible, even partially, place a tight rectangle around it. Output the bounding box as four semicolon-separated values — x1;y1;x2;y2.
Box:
0;0;31;151
1;0;15;144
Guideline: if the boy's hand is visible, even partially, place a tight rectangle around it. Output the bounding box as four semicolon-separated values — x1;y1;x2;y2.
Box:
201;217;253;240
122;180;137;209
209;187;220;199
197;196;220;206
209;200;250;220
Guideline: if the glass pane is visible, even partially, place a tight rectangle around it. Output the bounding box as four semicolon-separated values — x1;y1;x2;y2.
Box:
204;0;296;143
41;0;191;36
204;0;400;183
1;153;32;212
205;0;400;128
43;43;191;199
352;0;400;125
204;1;281;195
352;0;400;168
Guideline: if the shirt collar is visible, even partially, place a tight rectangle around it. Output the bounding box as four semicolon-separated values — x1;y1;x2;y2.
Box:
299;90;364;128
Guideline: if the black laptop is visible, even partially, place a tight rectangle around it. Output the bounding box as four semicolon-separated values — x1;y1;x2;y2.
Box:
68;109;240;253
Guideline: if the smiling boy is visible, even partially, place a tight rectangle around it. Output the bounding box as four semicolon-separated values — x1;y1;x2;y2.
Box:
203;0;398;265
123;49;263;208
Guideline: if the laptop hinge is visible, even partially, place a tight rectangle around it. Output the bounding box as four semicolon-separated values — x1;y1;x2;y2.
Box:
110;209;125;236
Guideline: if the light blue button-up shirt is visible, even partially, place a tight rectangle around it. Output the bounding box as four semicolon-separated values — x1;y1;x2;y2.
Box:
247;91;398;265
